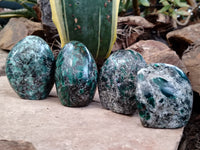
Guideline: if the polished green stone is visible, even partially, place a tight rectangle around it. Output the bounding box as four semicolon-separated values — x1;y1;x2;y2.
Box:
98;49;147;115
55;41;98;107
6;35;55;100
136;63;193;128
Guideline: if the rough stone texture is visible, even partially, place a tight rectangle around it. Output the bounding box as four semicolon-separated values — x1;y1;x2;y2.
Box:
37;0;53;27
112;16;154;51
118;16;155;28
0;49;8;76
127;40;188;74
98;50;147;115
182;43;200;95
166;23;200;57
0;140;36;150
37;0;58;44
0;17;43;50
0;76;183;150
6;36;55;100
136;63;193;129
167;23;200;44
55;41;98;107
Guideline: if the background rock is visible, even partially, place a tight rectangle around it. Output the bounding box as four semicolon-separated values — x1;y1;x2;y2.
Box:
37;0;59;47
127;40;188;74
0;17;43;50
118;16;155;28
112;16;154;51
182;43;200;95
37;0;52;27
0;140;36;150
167;23;200;57
145;13;176;38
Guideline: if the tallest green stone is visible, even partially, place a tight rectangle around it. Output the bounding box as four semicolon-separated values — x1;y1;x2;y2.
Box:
55;41;98;107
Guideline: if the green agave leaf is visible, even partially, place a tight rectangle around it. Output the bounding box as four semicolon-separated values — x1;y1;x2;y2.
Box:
50;0;120;62
139;0;150;7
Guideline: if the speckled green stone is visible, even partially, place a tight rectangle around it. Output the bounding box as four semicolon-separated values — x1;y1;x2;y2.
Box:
55;41;98;107
6;35;55;100
98;50;147;115
136;63;193;128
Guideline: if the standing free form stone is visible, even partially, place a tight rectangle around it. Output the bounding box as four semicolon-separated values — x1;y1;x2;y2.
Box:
6;35;55;100
98;50;147;115
55;41;98;107
136;63;193;128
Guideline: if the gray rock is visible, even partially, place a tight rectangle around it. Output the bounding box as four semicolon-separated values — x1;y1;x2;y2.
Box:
136;63;193;128
37;0;53;26
37;0;58;44
98;50;147;115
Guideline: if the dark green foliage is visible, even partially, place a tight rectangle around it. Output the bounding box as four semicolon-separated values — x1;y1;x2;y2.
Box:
0;0;38;20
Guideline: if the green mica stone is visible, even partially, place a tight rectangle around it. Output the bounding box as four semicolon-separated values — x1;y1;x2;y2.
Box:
136;63;193;128
98;50;147;115
55;41;98;107
6;36;55;100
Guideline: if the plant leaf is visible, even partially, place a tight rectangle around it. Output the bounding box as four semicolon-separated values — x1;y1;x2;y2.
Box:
0;8;31;18
172;10;177;19
158;5;171;13
176;10;190;16
159;0;169;6
174;0;190;7
139;0;150;6
0;0;36;4
50;0;120;62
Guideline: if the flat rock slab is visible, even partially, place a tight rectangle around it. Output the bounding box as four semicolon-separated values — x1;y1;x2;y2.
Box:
0;76;183;150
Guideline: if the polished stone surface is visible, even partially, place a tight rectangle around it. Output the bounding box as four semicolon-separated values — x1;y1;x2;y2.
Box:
98;50;147;115
6;36;55;100
136;63;193;128
55;41;98;107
